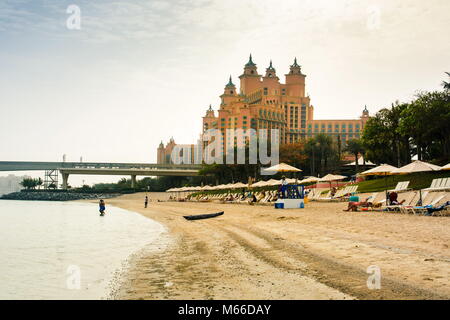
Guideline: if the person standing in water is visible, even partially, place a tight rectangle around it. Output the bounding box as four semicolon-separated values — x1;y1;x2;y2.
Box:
99;199;106;216
144;195;148;208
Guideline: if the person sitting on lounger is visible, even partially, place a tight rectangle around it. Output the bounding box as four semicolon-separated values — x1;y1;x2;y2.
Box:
389;192;405;205
344;198;373;212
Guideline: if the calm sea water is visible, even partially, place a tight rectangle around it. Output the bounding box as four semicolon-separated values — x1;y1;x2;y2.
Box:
0;200;168;300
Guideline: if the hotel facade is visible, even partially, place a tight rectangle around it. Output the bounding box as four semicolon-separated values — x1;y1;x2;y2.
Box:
158;55;370;164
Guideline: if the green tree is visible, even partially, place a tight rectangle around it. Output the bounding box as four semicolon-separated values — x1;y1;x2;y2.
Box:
398;91;450;161
20;178;38;190
345;139;364;174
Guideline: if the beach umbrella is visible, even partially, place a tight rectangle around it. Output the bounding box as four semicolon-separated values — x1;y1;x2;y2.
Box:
298;176;320;184
360;164;398;176
231;182;248;189
441;163;450;171
252;180;267;188
298;176;320;193
286;178;297;184
201;185;214;191
390;160;442;205
319;174;347;189
263;163;302;174
390;160;441;174
266;179;282;186
360;164;398;204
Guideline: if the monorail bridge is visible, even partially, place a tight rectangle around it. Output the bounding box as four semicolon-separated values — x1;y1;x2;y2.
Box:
0;161;201;189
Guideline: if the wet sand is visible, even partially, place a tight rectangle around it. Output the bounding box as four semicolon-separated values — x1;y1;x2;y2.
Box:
91;192;450;300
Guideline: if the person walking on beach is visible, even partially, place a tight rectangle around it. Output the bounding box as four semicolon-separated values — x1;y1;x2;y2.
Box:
144;195;148;208
281;176;288;199
99;199;106;216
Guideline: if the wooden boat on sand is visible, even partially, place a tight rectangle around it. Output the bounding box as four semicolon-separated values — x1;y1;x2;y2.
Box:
183;211;224;221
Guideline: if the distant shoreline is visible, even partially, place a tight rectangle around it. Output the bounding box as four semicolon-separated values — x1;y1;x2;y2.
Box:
1;191;120;201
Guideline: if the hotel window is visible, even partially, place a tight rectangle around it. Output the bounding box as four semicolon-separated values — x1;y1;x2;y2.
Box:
264;88;268;95
282;88;286;95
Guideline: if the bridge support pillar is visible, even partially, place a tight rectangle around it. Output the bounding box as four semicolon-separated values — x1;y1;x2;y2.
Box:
131;175;137;189
62;173;69;190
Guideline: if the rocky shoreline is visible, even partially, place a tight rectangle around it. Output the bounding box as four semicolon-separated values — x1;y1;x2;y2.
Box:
0;191;120;201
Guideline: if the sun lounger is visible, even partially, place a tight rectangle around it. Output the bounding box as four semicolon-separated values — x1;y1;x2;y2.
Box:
389;181;410;193
425;178;450;191
408;195;446;215
383;191;418;212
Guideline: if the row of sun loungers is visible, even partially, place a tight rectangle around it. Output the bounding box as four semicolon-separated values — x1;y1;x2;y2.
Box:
186;190;279;205
309;185;359;202
180;178;450;215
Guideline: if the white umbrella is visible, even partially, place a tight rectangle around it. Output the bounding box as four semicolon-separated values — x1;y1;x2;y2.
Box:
267;179;282;186
360;164;398;204
298;176;320;184
319;174;346;182
263;163;302;173
441;163;450;171
360;164;398;176
390;160;441;174
252;180;268;188
319;174;347;189
391;160;441;204
231;182;248;189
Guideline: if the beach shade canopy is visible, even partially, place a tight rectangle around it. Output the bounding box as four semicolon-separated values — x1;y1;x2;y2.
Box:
201;185;214;191
286;178;297;184
319;174;347;182
390;160;441;175
265;179;282;186
231;182;248;189
441;163;450;171
263;162;302;173
252;180;268;188
298;176;320;184
360;164;398;176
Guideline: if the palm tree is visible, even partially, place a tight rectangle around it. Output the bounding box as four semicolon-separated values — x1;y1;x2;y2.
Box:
36;178;43;190
345;139;364;175
442;72;450;91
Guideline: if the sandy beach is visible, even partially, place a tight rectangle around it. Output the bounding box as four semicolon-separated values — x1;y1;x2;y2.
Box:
91;192;450;300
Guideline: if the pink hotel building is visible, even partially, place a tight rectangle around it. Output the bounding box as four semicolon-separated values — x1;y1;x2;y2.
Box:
158;55;370;164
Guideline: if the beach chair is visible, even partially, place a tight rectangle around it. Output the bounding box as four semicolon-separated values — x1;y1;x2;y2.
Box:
316;190;332;201
389;181;410;193
403;194;447;215
384;191;417;212
425;178;450;191
332;187;346;199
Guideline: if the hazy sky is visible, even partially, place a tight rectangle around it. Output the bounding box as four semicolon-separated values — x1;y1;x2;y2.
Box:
1;0;449;185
